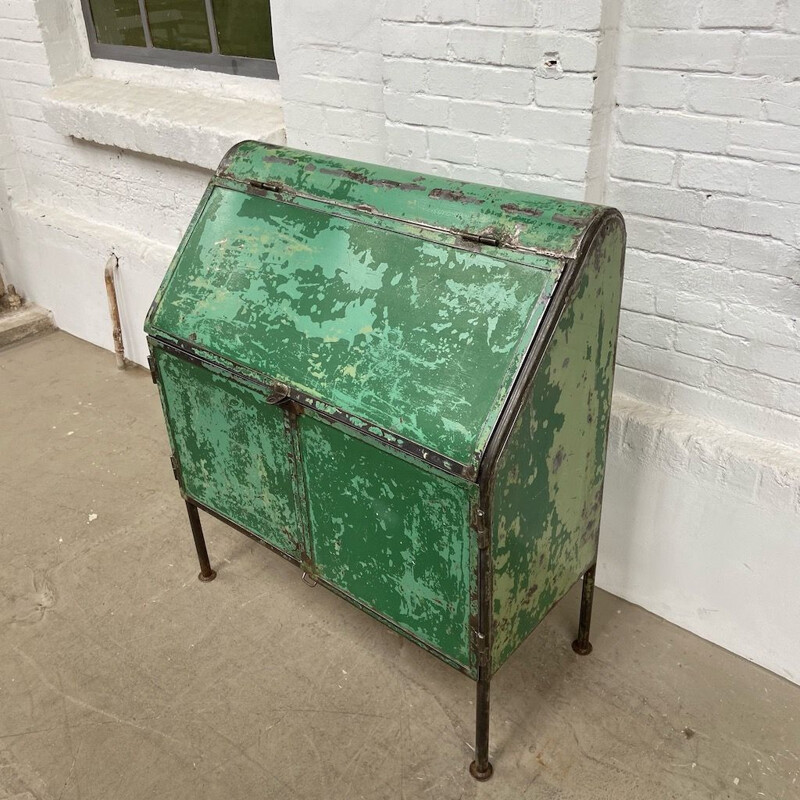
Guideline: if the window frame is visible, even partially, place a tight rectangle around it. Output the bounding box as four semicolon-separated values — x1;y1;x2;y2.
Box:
80;0;278;79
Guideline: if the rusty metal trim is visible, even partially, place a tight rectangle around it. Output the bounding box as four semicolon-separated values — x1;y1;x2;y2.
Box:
184;495;477;678
213;174;567;267
148;335;477;482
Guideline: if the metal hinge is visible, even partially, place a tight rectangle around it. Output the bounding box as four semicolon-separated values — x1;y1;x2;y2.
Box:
148;355;158;384
169;454;181;482
247;179;284;195
460;231;501;247
471;504;490;550
472;629;490;667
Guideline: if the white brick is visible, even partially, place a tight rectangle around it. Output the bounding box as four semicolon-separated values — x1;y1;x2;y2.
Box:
729;120;800;153
501;172;585;201
701;196;797;241
619;31;742;72
502;32;598;71
673;325;749;365
382;1;427;21
383;59;428;93
535;0;603;31
505;106;592;145
449;100;504;136
618;110;729;154
608;180;704;223
384;91;450;126
686;75;768;118
763;82;800;127
610;145;676;184
788;0;800;33
627;0;698;29
623;217;712;261
621;280;657;314
721;305;798;349
428;62;479;98
740;34;800;80
425;0;480;23
700;0;779;28
534;73;595;110
749;163;800;204
618;339;712;385
528;142;589;181
383;24;449;59
476;137;531;171
447;27;505;65
477;0;538;27
654;291;724;327
619;311;678;349
386;123;428;158
428;129;477;164
474;67;535;105
678;154;751;195
616;69;686;110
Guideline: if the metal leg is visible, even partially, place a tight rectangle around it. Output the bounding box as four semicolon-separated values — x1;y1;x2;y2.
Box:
469;672;493;780
572;562;596;655
186;500;217;582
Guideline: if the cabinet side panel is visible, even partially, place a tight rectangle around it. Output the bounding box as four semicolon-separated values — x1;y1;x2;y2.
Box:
298;415;476;672
491;216;625;672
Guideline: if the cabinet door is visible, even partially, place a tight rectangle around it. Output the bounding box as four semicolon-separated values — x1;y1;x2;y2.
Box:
298;415;476;673
154;347;302;559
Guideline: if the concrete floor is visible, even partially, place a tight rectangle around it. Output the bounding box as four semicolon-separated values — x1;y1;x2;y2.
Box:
1;331;798;800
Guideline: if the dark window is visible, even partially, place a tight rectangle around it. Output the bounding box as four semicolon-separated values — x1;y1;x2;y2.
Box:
80;0;277;78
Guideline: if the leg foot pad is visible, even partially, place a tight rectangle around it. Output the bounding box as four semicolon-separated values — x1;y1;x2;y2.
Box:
469;761;494;781
572;639;592;656
198;569;217;583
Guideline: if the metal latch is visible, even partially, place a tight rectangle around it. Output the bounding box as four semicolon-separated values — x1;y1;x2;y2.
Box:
169;454;181;482
266;381;290;404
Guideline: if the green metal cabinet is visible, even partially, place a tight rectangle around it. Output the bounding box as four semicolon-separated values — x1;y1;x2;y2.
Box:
145;142;625;780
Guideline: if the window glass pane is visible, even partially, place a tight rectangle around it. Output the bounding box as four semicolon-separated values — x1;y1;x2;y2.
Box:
214;0;274;60
145;0;212;52
88;0;146;46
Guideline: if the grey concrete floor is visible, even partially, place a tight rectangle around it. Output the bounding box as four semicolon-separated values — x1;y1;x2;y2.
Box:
1;331;798;800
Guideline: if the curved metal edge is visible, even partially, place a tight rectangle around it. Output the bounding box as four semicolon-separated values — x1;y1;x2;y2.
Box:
473;206;626;676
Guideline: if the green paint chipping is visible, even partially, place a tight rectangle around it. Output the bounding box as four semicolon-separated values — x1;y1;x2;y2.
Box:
148;185;557;466
155;347;300;556
145;144;626;683
490;217;625;673
299;417;478;673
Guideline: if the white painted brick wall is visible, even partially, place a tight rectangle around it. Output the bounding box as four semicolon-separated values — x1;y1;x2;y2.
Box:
609;0;800;449
0;0;799;682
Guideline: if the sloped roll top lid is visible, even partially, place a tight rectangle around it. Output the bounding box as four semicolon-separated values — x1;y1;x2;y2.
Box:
146;142;605;478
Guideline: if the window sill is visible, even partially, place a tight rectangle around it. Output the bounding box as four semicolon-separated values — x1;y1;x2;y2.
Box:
42;77;285;171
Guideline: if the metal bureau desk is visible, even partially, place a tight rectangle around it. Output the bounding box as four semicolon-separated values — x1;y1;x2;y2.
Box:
145;142;626;780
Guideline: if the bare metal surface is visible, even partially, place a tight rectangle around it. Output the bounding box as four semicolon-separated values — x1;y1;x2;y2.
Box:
104;255;125;370
2;331;799;799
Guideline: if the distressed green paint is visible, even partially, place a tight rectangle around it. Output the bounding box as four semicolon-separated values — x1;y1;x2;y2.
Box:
299;415;477;673
490;217;626;672
218;141;601;259
146;144;626;681
147;185;557;466
154;346;300;556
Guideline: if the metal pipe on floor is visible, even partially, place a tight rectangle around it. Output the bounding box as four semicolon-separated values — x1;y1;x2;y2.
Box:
104;254;125;370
